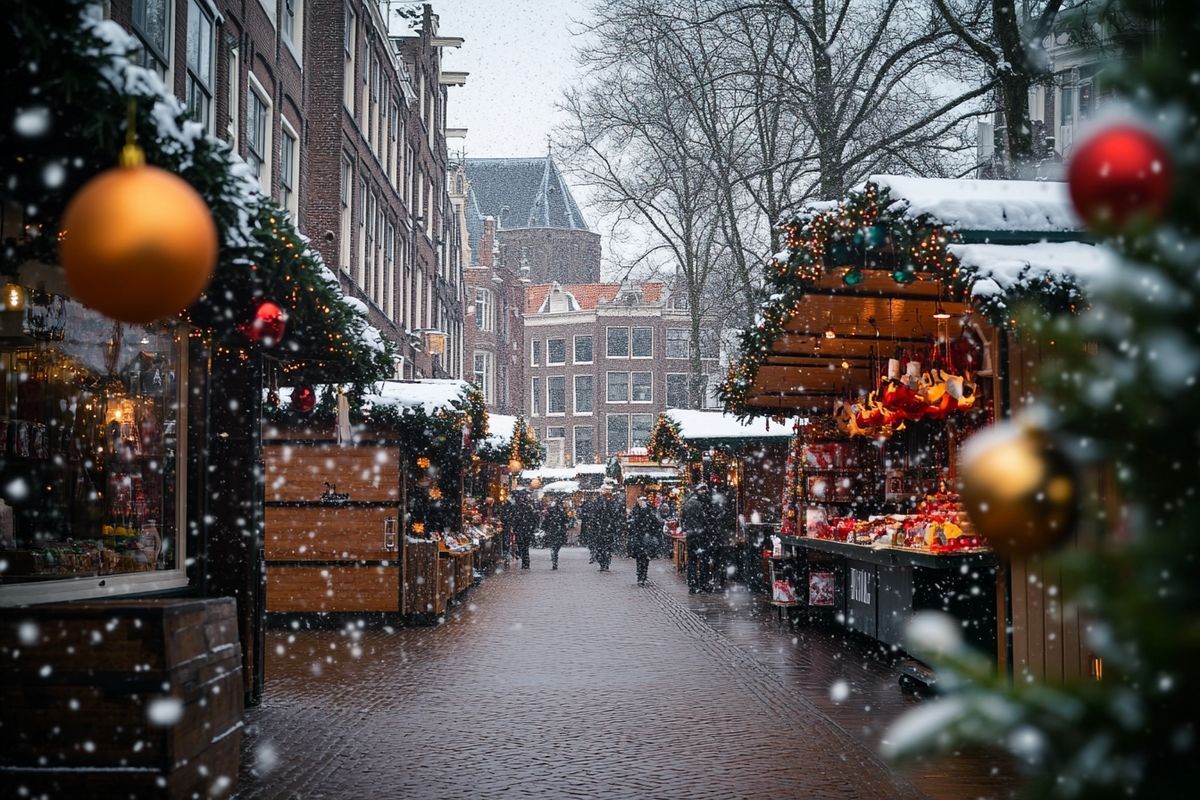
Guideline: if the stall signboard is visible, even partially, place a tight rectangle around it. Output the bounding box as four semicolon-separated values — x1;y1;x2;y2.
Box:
846;561;877;638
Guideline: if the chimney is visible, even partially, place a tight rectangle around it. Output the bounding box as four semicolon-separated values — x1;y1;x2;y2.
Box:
480;216;495;269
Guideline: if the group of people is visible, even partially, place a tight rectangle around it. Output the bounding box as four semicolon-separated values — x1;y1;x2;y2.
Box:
495;482;728;590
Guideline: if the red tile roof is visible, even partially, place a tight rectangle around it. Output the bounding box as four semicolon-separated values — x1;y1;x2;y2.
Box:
526;283;665;314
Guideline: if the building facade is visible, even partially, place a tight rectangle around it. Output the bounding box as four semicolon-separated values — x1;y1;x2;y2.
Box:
524;283;721;466
109;0;465;379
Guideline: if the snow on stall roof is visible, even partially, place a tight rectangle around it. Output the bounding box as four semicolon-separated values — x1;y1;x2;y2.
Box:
665;409;794;441
541;480;580;494
484;413;517;446
574;464;609;475
362;380;471;415
521;467;576;481
871;175;1081;233
948;241;1118;301
622;465;682;481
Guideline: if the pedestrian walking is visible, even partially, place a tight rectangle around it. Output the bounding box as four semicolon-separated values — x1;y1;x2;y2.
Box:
508;491;538;569
592;487;624;571
681;483;712;593
580;493;598;563
628;495;659;585
542;496;569;569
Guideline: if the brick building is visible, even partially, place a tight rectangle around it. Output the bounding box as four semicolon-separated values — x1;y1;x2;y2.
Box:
524;283;721;466
463;157;601;284
107;0;465;379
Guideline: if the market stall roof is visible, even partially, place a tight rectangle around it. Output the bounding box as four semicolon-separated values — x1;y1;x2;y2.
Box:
872;174;1081;239
483;413;517;447
948;241;1117;313
621;465;682;483
362;379;473;414
665;409;795;446
541;480;580;494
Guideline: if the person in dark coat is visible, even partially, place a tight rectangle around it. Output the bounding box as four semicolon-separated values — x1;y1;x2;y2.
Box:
509;492;538;569
579;494;597;563
705;487;732;591
592;487;623;571
542;497;569;570
681;483;712;592
628;495;660;585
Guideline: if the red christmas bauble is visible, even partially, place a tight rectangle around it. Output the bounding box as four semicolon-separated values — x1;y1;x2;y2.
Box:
1068;125;1171;231
292;385;317;414
240;300;288;347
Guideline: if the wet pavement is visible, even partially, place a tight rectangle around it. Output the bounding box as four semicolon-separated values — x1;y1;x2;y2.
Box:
236;548;1017;799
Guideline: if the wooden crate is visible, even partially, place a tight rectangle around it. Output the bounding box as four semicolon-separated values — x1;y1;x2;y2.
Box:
0;598;242;798
263;443;399;502
265;505;399;561
265;564;400;613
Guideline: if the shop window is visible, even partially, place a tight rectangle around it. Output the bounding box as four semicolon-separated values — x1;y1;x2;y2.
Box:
0;295;184;599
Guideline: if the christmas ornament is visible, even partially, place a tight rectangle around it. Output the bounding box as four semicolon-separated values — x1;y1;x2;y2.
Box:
958;421;1078;557
1068;124;1171;231
59;131;217;324
240;300;288;347
291;385;317;414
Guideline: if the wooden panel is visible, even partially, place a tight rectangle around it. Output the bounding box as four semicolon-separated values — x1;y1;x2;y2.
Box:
405;539;442;615
1010;553;1030;680
1043;561;1064;684
265;564;400;612
265;505;400;560
264;444;399;502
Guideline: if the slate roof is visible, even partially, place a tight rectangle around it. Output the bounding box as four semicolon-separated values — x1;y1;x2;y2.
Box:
526;283;666;314
464;157;590;253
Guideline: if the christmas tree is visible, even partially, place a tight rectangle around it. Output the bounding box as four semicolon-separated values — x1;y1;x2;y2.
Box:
884;1;1200;797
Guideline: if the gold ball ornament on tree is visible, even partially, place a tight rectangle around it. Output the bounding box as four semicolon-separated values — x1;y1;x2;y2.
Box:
958;420;1079;558
58;143;217;324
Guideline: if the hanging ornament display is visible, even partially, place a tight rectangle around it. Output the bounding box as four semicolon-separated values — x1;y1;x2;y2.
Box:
240;300;288;347
291;385;317;415
59;107;217;324
1068;124;1172;231
957;421;1079;557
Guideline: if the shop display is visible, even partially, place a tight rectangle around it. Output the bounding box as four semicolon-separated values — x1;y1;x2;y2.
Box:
1;294;181;582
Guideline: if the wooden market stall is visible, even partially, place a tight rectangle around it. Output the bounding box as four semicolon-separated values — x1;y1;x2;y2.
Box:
721;175;1110;681
262;380;494;620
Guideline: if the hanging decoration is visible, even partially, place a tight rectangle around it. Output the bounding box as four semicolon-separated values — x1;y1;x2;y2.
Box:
291;385;317;415
957;420;1079;557
240;300;288;347
646;413;687;463
1068;124;1172;232
58;105;217;324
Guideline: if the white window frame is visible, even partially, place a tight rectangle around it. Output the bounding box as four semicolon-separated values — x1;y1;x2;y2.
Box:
606;414;630;458
475;287;493;332
631;371;653;404
631;326;653;359
339;153;353;272
546;337;566;366
385;221;395;320
573;334;593;365
546;375;566;416
132;0;173;82
606;371;630;404
530;338;541;366
606;326;630;359
666;328;689;360
226;41;240;149
185;0;215;134
531;376;542;416
357;177;368;285
573;374;594;415
666;372;689;409
473;350;493;401
573;425;595;465
631;413;654;448
343;4;356;112
279;116;299;220
246;73;272;193
281;0;304;64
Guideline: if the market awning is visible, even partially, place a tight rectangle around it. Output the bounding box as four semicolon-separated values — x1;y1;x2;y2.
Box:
621;465;682;483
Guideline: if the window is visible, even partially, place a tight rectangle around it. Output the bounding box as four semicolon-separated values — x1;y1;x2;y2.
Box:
573;334;593;364
339;154;353;271
385;221;395;319
364;191;375;293
607;371;629;403
282;0;303;59
547;426;566;440
531;339;541;366
133;0;171;79
631;414;654;447
280;121;298;220
547;338;566;365
631;372;652;403
574;375;593;414
246;80;270;190
226;43;239;148
473;351;493;400
606;414;629;458
499;365;509;407
357;178;368;283
700;328;720;359
475;287;493;332
632;326;653;358
547;376;566;414
343;5;356;111
667;328;689;359
185;0;214;132
666;373;689;408
531;377;542;416
606;326;629;358
574;426;595;464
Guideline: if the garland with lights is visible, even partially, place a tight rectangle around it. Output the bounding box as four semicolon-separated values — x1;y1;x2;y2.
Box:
719;182;1091;417
508;416;544;470
0;0;394;384
646;413;687;463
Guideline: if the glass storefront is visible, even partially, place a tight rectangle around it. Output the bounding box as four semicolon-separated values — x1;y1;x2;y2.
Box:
0;289;185;593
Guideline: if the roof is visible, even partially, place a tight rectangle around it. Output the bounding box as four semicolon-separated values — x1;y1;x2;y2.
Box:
464;157;590;253
870;175;1080;234
483;413;517;447
541;480;580;494
665;409;795;442
948;241;1116;313
526;282;666;314
362;379;472;415
621;465;683;483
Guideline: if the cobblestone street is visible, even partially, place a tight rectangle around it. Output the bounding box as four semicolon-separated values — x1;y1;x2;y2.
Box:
237;549;1016;799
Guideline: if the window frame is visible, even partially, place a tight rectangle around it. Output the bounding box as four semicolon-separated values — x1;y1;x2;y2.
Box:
631;371;653;404
279;116;300;220
573;425;595;465
530;338;541;366
606;414;630;458
531;376;542;416
546;375;566;416
245;73;272;192
573;334;593;365
631;326;653;359
605;326;630;359
546;337;566;366
666;372;689;409
606;371;630;404
666;328;689;360
133;0;172;79
281;0;304;64
339;153;353;272
473;350;493;401
184;0;215;133
573;374;594;415
631;413;654;448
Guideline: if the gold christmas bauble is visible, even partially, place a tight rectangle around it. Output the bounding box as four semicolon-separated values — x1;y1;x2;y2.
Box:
59;159;217;324
958;421;1078;557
